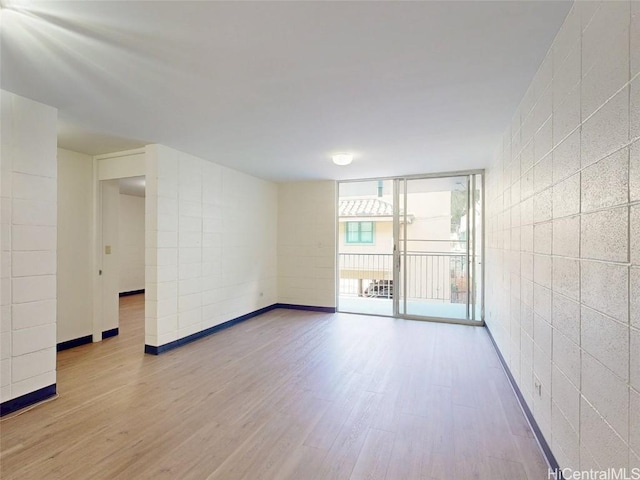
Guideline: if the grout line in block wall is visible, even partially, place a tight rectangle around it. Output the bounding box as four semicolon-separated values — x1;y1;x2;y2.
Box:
579;302;630;333
580;76;632;129
529;137;634;183
580;384;631;450
509;145;637;211
627;6;632;459
511;79;639;183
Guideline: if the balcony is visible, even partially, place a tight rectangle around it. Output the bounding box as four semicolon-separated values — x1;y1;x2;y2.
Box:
338;252;471;319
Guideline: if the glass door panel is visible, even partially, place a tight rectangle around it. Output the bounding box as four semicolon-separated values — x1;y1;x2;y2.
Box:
397;176;469;320
337;180;394;316
396;175;482;322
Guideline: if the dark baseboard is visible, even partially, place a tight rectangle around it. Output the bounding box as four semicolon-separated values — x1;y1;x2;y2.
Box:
145;304;278;355
485;325;561;478
57;335;93;352
274;303;337;313
102;328;119;339
0;384;56;417
145;303;336;355
57;328;120;351
119;289;145;297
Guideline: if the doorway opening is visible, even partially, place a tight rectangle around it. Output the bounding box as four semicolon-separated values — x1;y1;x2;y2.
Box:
337;171;483;325
98;175;146;342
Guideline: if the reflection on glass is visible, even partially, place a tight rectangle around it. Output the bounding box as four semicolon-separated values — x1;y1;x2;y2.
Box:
337;174;483;322
337;180;394;316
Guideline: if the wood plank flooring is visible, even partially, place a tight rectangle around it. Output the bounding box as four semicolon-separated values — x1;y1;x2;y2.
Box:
0;295;548;479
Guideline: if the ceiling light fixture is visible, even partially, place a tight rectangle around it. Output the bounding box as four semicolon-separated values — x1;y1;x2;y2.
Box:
332;153;353;166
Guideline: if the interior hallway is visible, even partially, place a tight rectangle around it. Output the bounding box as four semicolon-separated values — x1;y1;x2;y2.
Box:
0;295;547;479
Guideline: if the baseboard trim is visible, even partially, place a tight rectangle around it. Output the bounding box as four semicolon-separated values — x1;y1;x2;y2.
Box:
274;303;336;313
145;303;336;355
57;328;120;351
102;328;119;339
119;289;145;297
0;384;57;417
145;304;278;355
56;335;93;352
485;325;561;478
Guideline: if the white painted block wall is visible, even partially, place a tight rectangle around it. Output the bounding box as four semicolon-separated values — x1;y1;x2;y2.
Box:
1;90;58;402
145;144;278;347
57;148;93;343
277;181;336;308
485;1;639;471
118;193;145;293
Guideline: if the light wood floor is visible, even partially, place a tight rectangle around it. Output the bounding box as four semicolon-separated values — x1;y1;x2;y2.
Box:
0;295;547;479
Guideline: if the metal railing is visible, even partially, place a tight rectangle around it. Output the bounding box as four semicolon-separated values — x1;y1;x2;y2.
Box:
338;252;467;303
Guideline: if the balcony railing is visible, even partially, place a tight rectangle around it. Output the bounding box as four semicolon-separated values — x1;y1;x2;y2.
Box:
339;252;468;303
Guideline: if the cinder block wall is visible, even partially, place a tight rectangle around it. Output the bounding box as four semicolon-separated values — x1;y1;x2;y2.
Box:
277;181;336;308
144;144;278;348
485;1;639;471
1;91;58;403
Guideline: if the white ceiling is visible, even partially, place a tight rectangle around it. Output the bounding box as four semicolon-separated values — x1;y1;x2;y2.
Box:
1;0;571;182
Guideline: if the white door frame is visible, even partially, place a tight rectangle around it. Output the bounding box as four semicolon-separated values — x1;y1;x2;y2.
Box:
91;148;146;342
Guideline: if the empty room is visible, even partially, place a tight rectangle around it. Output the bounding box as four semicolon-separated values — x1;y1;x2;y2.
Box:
1;1;638;479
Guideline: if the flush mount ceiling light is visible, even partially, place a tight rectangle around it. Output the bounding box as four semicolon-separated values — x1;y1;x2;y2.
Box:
332;153;353;166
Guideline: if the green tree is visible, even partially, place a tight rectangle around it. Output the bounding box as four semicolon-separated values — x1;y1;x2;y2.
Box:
450;189;480;235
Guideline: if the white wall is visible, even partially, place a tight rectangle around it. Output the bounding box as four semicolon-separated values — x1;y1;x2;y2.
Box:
485;1;639;471
145;144;278;347
1;90;58;403
100;179;120;333
278;181;336;308
57;148;92;343
118;193;145;293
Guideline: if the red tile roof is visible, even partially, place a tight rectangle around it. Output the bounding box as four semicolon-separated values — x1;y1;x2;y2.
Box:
339;198;394;217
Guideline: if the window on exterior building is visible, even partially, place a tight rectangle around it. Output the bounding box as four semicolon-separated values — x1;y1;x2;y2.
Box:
346;221;374;244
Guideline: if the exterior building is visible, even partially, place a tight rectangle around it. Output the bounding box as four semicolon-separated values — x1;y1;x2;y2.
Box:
338;189;468;303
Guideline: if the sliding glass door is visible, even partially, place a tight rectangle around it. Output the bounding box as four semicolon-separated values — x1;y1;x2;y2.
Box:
338;172;483;324
395;174;483;323
337;180;395;316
